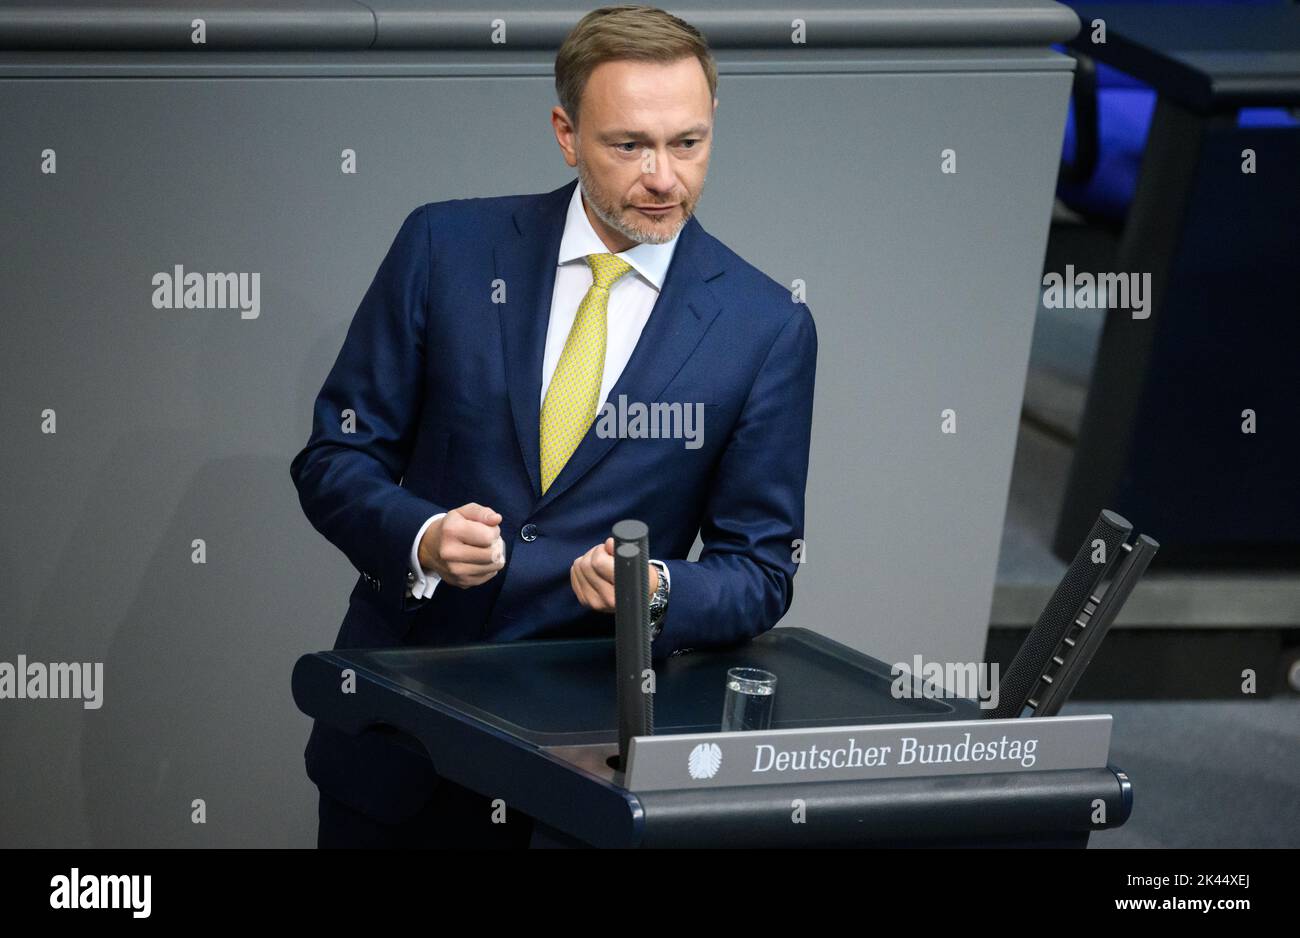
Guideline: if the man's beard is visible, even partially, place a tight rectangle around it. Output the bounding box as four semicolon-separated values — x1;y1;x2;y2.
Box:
576;154;701;245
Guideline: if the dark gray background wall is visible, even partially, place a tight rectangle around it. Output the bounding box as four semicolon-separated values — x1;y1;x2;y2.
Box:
0;1;1077;846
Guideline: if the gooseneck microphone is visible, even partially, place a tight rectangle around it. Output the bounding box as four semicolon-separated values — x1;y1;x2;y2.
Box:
1031;534;1159;716
987;509;1132;719
612;519;654;770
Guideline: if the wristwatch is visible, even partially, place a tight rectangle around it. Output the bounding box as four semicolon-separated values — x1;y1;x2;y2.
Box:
648;559;670;639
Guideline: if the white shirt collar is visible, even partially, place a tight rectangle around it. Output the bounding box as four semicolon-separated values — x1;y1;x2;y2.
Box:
557;180;681;291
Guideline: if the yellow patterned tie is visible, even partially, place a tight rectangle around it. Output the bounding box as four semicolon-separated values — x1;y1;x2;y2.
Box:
539;252;634;494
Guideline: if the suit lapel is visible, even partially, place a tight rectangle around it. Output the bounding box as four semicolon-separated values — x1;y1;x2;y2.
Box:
496;178;725;511
496;181;572;502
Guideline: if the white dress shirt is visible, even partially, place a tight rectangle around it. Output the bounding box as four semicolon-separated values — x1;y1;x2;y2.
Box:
407;181;683;599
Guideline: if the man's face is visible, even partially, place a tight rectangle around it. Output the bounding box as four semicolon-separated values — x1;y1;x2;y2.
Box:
554;56;716;251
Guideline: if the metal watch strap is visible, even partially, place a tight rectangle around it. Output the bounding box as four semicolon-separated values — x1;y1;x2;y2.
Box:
648;558;670;638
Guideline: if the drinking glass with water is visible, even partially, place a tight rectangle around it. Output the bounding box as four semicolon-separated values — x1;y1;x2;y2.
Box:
721;667;777;731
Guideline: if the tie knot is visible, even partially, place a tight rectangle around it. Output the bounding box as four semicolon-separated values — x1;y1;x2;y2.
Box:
586;253;634;291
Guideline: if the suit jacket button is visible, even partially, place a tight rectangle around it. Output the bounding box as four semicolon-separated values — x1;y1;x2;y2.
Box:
520;523;538;542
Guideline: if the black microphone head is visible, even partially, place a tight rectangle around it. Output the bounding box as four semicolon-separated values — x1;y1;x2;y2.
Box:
612;519;649;546
1098;509;1131;532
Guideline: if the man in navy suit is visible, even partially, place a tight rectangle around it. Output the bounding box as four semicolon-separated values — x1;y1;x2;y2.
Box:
290;6;817;848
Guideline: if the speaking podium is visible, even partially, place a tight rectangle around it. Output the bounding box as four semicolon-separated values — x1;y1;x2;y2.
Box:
292;627;1132;848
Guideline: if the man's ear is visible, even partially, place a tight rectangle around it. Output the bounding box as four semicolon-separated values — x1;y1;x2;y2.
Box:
552;106;579;168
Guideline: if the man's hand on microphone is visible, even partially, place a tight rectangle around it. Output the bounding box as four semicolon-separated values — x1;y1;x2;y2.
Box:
571;537;659;613
418;502;506;588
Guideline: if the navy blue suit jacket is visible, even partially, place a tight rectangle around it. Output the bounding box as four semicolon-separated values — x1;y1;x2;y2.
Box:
290;178;817;822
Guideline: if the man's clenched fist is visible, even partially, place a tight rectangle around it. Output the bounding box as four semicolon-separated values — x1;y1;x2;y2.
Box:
418;502;506;588
570;537;659;613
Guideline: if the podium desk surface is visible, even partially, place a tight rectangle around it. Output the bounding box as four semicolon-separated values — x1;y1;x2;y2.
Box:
319;626;970;749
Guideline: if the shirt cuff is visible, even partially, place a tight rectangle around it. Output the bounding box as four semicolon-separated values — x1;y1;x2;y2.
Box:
407;512;447;599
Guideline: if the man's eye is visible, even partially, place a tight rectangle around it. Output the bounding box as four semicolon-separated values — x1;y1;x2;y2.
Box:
616;143;639;153
678;140;698;149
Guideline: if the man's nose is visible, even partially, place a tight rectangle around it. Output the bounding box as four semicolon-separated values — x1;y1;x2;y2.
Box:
642;150;677;192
